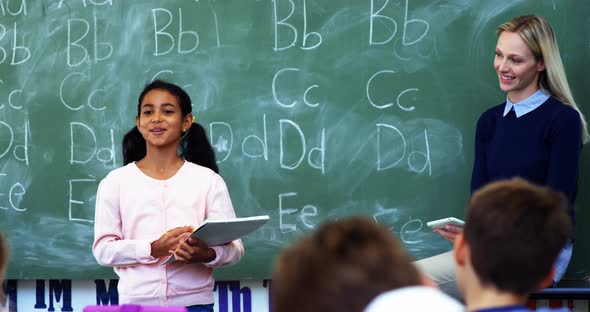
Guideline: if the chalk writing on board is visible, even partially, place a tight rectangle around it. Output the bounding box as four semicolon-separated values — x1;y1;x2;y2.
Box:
369;0;398;45
376;123;405;170
376;123;431;175
152;8;200;56
373;206;400;230
0;173;26;212
0;80;23;110
407;129;431;175
272;0;322;51
280;119;325;174
242;114;268;160
211;7;220;47
208;117;325;173
151;70;174;82
0;117;29;165
369;0;430;46
69;178;95;223
279;192;297;234
299;205;319;229
366;70;418;111
278;192;319;234
374;208;425;245
210;121;233;162
7;89;22;110
400;218;423;244
67;16;113;67
0;126;29;213
0;122;13;160
279;119;306;171
0;0;27;16
0;22;30;65
272;68;320;108
60;72;108;111
70;122;116;167
58;0;113;9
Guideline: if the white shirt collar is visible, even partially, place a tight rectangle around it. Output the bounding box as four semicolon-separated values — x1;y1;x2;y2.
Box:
503;89;550;118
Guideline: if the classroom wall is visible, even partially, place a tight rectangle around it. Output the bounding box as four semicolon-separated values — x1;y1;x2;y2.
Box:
3;279;269;312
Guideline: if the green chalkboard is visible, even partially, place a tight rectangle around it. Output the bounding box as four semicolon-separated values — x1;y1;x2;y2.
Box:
1;0;589;280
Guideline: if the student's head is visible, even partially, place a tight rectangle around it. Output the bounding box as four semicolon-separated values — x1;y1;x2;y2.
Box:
271;216;423;312
496;15;588;142
122;80;218;172
454;179;572;296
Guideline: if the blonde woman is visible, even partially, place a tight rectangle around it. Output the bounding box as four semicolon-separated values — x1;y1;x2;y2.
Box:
417;15;587;297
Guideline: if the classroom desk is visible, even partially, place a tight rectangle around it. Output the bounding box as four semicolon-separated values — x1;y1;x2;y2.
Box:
530;279;590;300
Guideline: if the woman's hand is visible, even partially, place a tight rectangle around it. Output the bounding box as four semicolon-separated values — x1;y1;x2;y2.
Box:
150;226;194;258
171;237;217;263
433;225;463;242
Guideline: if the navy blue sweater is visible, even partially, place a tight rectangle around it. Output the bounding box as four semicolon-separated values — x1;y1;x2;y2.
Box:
470;97;583;221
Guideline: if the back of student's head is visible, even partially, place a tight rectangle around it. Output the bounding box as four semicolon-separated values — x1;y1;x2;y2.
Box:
122;79;218;172
464;178;572;295
271;216;421;312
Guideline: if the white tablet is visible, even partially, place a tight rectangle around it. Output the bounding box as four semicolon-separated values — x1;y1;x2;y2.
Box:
426;217;465;229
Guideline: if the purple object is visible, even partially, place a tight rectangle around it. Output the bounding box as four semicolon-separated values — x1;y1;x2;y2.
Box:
83;305;188;312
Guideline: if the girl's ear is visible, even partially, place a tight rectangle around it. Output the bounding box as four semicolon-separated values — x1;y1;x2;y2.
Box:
136;115;140;128
183;114;193;131
537;59;545;72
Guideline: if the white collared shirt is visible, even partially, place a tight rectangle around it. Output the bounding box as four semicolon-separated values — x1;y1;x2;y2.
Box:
503;89;551;118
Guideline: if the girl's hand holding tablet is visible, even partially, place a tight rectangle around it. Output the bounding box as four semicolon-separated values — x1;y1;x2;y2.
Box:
150;226;194;258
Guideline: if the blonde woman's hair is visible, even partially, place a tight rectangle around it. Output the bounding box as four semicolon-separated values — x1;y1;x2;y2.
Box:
498;15;589;143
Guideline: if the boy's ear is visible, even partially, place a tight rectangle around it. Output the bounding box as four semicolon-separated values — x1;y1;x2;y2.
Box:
536;266;556;290
453;233;467;266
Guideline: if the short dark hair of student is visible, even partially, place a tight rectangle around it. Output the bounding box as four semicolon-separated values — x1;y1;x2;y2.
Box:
464;179;572;295
122;80;219;173
271;216;422;312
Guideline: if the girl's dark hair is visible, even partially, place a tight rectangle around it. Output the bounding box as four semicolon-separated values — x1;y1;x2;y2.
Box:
122;79;219;173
